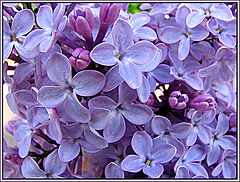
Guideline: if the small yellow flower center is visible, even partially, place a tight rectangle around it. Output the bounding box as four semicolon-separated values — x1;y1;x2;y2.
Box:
205;10;210;15
12;35;17;41
116;54;121;59
145;160;151;165
185;32;191;36
216;29;222;33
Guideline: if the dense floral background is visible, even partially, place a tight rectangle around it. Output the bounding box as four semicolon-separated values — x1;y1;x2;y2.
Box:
3;2;237;179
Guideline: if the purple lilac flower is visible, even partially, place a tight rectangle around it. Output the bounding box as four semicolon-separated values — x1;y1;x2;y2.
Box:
207;18;236;48
190;41;216;67
174;144;209;178
207;112;236;166
185;3;234;28
88;82;153;143
90;18;158;89
24;4;67;52
3;9;39;60
21;150;66;178
185;109;216;146
168;44;203;90
212;149;236;178
121;131;176;178
129;13;157;41
37;52;106;123
57;122;108;162
158;6;209;60
151;115;192;157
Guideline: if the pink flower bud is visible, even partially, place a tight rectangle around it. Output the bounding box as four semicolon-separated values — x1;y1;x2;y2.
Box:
69;48;91;70
168;91;189;110
189;94;215;111
100;3;121;25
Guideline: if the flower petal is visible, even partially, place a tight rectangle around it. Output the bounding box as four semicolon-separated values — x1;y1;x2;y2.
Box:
88;96;118;110
178;37;190;60
157;26;183;44
121;155;144;173
197;125;212;144
184;144;207;162
207;143;221;166
118;82;137;105
137;75;150;103
37;86;68;108
84;127;108;149
215;113;229;137
112;19;133;52
134;27;157;41
216;135;236;151
119;60;142;89
58;139;80;162
122;104;153;125
21;157;46;178
143;164;164;178
72;70;105;96
89;108;111;130
152;64;175;83
12;9;34;37
132;131;152;157
123;41;157;64
175;166;190;178
105;162;124;178
211;4;234;21
64;93;91;123
186;11;205;28
219;33;236;48
44;149;66;176
152;143;176;163
183;74;203;90
103;64;123;92
185;163;208;177
189;25;209;41
151;116;171;136
90;42;118;66
46;52;72;85
13;63;35;84
37;5;53;29
24;29;50;49
222;160;236;178
138;49;162;72
172;122;193;139
103;111;126;143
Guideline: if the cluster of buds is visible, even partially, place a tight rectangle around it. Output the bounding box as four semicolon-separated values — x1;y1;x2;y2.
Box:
69;6;94;41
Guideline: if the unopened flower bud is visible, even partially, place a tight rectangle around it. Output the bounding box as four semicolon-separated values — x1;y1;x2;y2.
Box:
69;6;94;39
100;3;121;25
5;119;20;136
69;48;91;70
189;94;215;111
168;91;189;110
229;114;236;128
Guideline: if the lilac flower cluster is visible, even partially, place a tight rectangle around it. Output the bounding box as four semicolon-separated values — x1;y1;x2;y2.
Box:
3;2;237;179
